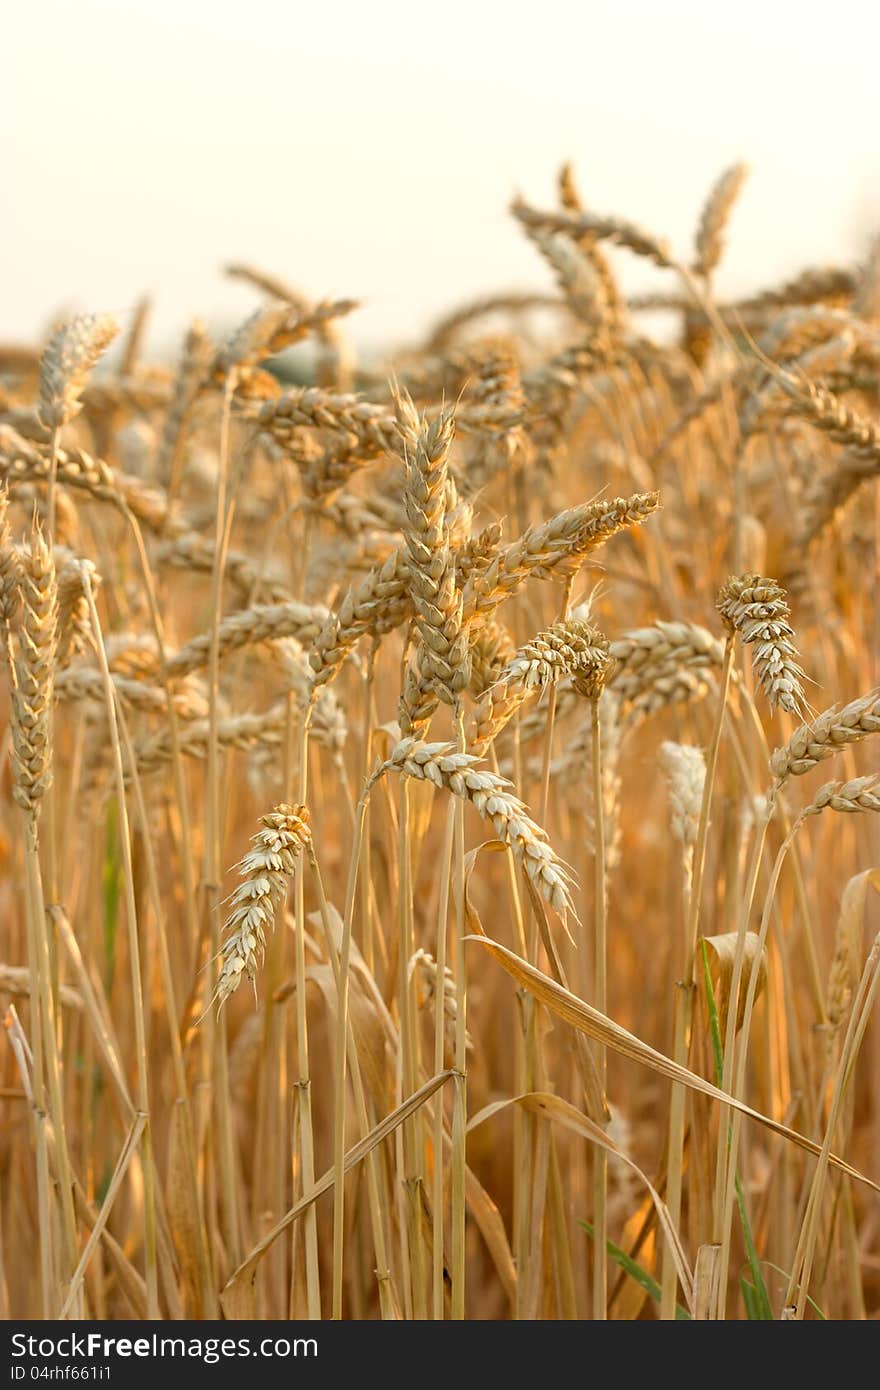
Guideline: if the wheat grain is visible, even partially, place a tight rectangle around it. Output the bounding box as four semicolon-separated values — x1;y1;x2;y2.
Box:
801;775;880;818
556;162;625;338
131;697;344;780
155;531;292;605
776;371;880;460
410;948;472;1059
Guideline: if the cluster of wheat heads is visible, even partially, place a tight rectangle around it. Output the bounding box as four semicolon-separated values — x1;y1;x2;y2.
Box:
1;163;880;1322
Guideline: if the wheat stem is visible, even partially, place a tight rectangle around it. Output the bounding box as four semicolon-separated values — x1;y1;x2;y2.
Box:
590;695;608;1319
81;572;159;1318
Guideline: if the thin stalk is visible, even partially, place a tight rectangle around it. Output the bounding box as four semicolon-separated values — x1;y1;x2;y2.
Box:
397;779;428;1319
294;705;321;1319
35;438;64;1253
22;821;79;1309
82;573;158;1318
659;633;734;1318
331;792;370;1318
120;507;201;969
432;798;455;1319
713;819;800;1314
737;695;825;1022
659;979;692;1320
525;1119;551;1318
590;694;607;1319
360;646;377;974
21;829;55;1317
308;845;396;1319
539;685;558;828
114;709;216;1315
716;792;776;1108
203;376;241;1267
264;692;296;1317
515;914;539;1319
450;706;468;1320
788;930;880;1316
547;1136;577;1318
46;429;59;552
487;746;532;1313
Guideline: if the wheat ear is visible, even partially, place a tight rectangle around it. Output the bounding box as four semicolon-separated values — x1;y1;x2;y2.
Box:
693;162;749;281
214;806;312;1006
381;738;574;917
462;491;659;628
716;574;807;715
11;526;58;812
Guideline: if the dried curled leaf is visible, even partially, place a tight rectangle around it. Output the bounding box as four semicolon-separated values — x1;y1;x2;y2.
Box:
701;932;768;1034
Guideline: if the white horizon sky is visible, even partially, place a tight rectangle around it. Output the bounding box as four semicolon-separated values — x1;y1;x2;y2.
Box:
5;0;880;356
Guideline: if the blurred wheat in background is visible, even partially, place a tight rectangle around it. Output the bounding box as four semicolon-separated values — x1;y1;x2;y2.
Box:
2;147;880;1322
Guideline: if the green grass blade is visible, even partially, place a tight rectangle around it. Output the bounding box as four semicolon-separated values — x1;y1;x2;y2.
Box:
700;936;725;1084
579;1220;690;1320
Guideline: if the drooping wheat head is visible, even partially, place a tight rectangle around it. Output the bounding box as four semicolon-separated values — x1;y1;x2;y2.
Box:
215;805;312;1005
382;738;574;916
716;573;807;714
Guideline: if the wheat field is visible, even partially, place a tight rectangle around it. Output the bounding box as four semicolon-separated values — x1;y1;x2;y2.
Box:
1;162;879;1322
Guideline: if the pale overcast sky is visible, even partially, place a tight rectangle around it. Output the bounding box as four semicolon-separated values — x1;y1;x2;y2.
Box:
5;0;880;355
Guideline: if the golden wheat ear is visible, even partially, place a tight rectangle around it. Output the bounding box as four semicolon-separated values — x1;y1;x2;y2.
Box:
717;573;808;716
10;521;57;813
212;805;312;1010
38;313;119;431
